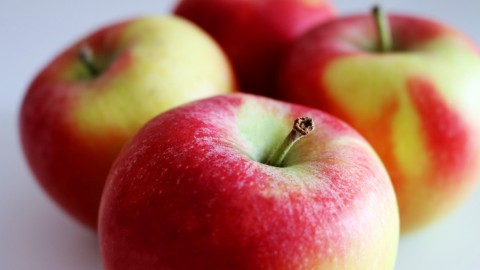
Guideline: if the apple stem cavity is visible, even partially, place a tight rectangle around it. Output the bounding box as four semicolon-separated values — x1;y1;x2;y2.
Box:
78;45;100;77
265;117;315;167
373;5;393;52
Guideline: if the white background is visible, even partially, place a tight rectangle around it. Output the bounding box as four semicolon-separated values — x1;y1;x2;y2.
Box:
1;0;480;269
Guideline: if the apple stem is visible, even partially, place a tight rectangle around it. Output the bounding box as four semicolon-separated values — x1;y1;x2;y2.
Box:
373;5;393;52
265;117;315;167
78;45;100;77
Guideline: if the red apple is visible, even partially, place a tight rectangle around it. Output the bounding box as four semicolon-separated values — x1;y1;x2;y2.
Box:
174;0;335;96
279;7;480;232
20;16;236;229
99;94;399;269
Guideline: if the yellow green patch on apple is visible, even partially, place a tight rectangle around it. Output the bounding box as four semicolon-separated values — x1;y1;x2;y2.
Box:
280;6;480;233
20;16;236;229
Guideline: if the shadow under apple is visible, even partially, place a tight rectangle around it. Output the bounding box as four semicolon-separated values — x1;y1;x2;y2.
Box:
0;112;103;270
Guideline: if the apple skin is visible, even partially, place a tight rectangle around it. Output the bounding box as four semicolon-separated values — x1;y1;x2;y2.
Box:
99;93;399;270
174;0;335;97
19;16;236;229
279;13;480;232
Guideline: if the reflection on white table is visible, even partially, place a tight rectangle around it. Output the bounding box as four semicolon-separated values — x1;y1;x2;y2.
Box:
1;0;480;269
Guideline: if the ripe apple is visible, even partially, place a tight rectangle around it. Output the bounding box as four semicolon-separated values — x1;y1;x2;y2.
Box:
279;7;480;232
99;94;399;269
174;0;335;96
19;16;236;229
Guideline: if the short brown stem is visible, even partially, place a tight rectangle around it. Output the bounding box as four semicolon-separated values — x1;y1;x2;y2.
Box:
372;5;393;52
265;117;315;167
78;44;100;77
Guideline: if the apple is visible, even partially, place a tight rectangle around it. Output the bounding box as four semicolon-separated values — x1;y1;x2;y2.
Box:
98;94;399;269
174;0;335;97
19;16;236;229
279;7;480;232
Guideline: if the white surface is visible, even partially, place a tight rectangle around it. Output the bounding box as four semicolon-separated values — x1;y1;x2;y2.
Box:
1;1;480;269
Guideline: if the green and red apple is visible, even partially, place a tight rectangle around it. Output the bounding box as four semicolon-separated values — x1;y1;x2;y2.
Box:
19;16;236;229
279;8;480;232
174;0;335;96
99;94;399;269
